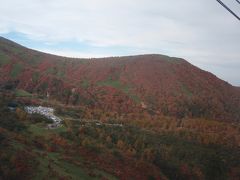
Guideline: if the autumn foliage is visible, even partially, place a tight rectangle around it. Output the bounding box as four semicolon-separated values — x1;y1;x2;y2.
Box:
0;37;240;180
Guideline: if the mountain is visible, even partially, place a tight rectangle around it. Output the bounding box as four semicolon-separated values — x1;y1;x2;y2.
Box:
0;36;240;122
1;37;240;180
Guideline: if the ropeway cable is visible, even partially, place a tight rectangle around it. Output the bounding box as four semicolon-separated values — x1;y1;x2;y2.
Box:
216;0;240;21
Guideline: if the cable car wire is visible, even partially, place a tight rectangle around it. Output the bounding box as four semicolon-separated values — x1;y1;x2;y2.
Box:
216;0;240;21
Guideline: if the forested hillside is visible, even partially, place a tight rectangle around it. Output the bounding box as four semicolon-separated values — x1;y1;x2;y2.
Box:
0;37;240;180
0;37;240;122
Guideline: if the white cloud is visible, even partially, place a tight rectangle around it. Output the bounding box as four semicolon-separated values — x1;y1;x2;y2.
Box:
0;0;240;85
38;48;115;59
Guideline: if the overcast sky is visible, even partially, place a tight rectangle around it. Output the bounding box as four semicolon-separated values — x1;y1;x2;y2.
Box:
0;0;239;86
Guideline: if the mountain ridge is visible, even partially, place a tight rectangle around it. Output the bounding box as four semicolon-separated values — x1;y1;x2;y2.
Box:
1;36;238;88
0;36;240;122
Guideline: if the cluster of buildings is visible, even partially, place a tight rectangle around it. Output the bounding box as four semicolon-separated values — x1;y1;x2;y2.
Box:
24;106;62;129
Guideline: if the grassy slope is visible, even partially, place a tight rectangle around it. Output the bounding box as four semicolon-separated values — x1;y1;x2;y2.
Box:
0;50;10;66
97;79;140;103
15;89;32;97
